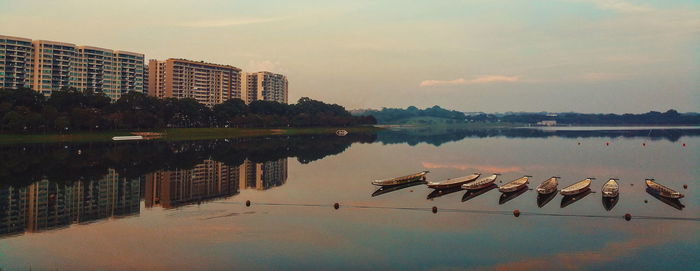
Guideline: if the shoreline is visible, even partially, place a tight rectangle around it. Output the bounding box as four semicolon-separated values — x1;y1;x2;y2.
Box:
0;126;381;145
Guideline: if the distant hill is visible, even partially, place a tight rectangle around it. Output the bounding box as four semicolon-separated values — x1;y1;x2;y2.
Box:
352;106;467;124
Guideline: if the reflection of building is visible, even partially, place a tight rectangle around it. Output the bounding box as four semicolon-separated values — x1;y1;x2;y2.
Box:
241;159;288;190
147;58;243;107
144;158;288;209
242;71;288;104
0;170;140;238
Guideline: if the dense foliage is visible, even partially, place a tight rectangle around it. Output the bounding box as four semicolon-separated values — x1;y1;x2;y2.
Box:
356;105;467;124
0;88;376;133
355;105;699;125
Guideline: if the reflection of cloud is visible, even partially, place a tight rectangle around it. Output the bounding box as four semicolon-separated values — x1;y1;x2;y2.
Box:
419;75;519;87
482;222;688;271
422;162;522;173
179;17;286;27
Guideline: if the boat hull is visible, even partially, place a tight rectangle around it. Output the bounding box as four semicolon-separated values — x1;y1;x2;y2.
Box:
427;174;480;189
462;175;498;190
601;179;619;198
560;179;592;196
536;177;558;195
645;179;684;199
372;171;429;186
499;176;529;193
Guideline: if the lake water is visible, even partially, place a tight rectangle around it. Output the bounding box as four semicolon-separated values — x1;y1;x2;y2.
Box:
1;127;698;270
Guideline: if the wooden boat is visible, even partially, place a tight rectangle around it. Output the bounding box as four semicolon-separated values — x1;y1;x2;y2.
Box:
461;174;499;190
371;180;425;197
336;130;348;136
371;171;429;186
560;178;593;196
536;177;559;194
645;188;685;210
560;189;592;208
645;179;684;199
499;187;528;205
427;173;480;189
461;184;497;202
112;135;143;141
601;178;619;198
499;176;530;193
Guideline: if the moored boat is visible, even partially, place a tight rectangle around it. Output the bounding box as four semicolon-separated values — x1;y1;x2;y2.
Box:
536;177;559;194
371;171;429;186
560;178;593;196
645;187;685;210
461;174;499;190
427;173;480;189
601;178;619;198
499;176;530;193
645;179;684;199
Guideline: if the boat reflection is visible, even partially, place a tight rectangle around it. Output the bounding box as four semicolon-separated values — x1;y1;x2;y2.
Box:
371;181;426;197
645;188;685;210
602;196;619;211
427;186;463;200
537;191;557;208
560;189;592;208
461;184;497;202
498;186;529;205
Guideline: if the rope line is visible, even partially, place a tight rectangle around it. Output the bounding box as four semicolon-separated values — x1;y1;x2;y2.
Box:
212;201;700;222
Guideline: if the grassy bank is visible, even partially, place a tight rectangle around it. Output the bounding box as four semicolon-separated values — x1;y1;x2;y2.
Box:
0;126;381;145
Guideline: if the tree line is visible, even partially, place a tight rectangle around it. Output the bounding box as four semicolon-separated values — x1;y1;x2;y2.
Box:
0;87;376;133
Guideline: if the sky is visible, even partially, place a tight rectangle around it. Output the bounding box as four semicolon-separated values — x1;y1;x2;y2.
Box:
1;0;698;113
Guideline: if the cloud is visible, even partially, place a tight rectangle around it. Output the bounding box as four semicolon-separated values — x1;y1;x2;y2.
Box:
179;17;286;28
419;75;519;87
570;0;654;13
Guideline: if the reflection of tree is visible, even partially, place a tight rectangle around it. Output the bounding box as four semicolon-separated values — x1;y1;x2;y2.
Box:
0;133;377;188
378;127;700;146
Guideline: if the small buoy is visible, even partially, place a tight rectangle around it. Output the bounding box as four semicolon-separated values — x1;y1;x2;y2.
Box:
577;142;581;145
606;142;610;146
333;203;340;209
630;183;634;186
245;200;251;207
682;143;686;147
513;209;521;217
683;184;688;189
432;206;438;213
409;190;413;192
644;200;648;203
642;143;646;146
624;213;631;221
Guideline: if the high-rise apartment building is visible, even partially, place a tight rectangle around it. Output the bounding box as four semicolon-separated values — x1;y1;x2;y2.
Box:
147;58;242;107
242;71;288;104
0;34;144;100
0;35;34;89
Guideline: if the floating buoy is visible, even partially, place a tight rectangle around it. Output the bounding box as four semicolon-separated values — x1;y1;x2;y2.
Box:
606;142;610;146
409;190;413;192
682;143;686;147
577;142;581;145
513;209;521;217
683;184;688;189
245;200;251;207
624;213;631;221
432;206;438;213
630;183;634;186
333;203;340;209
644;200;647;203
642;143;646;146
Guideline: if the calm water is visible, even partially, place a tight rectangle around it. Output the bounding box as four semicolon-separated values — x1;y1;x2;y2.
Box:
0;127;698;270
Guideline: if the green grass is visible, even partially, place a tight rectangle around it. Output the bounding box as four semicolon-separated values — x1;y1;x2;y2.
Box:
0;126;381;145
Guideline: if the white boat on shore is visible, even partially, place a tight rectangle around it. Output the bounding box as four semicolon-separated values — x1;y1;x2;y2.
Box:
112;136;143;141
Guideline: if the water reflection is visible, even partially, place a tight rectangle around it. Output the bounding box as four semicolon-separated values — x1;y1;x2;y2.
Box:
378;127;700;146
498;187;529;205
646;188;685;210
602;196;619;211
371;181;425;197
537;191;558;208
0;133;374;239
426;186;463;200
560;189;593;208
461;184;498;202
